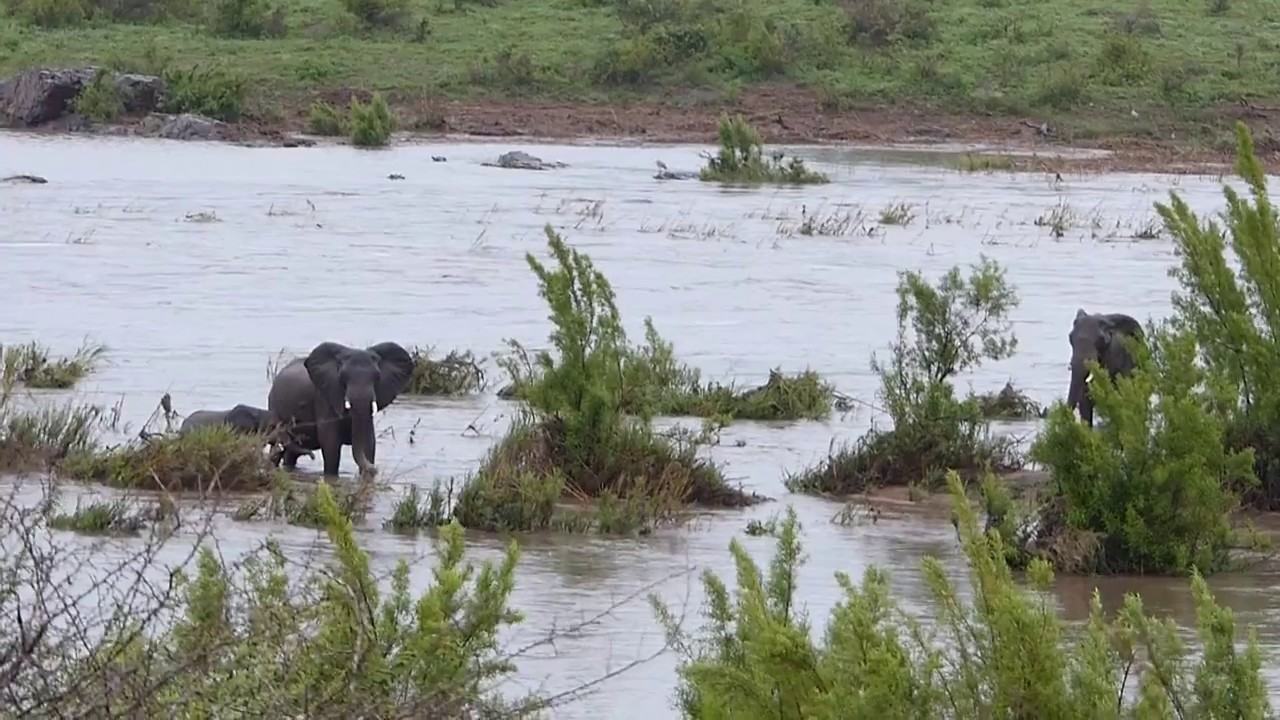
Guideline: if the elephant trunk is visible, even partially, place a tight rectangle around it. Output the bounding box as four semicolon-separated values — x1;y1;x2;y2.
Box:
350;404;376;474
1066;360;1088;414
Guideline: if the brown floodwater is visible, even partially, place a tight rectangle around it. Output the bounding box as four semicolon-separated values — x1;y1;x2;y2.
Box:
1;132;1278;715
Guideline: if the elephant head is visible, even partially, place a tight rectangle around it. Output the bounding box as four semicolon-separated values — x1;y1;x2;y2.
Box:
224;404;274;434
303;341;413;473
1067;308;1144;423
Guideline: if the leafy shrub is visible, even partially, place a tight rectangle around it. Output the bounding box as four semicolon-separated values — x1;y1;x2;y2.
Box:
652;474;1272;718
159;65;247;122
461;225;764;533
341;0;408;28
2;339;106;389
60;426;279;493
786;257;1021;494
211;0;286;38
1157;122;1280;510
6;482;553;716
1029;327;1254;575
350;92;395;147
2;0;88;28
71;70;125;123
305;100;349;135
838;0;935;48
700;114;829;184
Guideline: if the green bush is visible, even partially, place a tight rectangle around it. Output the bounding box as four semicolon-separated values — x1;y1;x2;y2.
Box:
211;0;286;38
350;92;395;147
462;225;764;534
786;257;1022;494
1029;327;1254;575
159;65;247;121
7;482;552;716
60;425;280;493
1157;122;1280;510
305;100;349;135
341;0;408;28
71;69;125;122
2;339;106;389
1;0;88;27
700;114;829;184
652;473;1271;718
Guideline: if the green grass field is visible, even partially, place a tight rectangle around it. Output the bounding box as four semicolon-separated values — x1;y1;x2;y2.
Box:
2;0;1278;140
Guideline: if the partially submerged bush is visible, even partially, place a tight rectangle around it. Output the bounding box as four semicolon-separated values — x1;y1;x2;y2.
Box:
1030;327;1253;575
0;399;102;473
652;473;1271;717
232;474;375;527
350;91;396;147
2;339;106;389
786;257;1022;495
464;226;764;534
60;425;278;493
976;380;1043;420
383;482;452;532
45;496;158;536
1158;122;1280;510
405;346;487;395
700;115;829;185
5;482;552;716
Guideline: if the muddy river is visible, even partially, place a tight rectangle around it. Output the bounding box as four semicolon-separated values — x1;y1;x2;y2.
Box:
2;133;1278;714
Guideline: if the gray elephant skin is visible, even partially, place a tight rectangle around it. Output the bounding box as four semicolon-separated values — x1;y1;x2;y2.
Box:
267;341;414;477
1067;308;1144;427
179;403;314;463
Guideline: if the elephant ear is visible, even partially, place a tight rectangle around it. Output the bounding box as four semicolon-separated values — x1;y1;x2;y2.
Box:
367;341;414;412
1101;313;1144;340
226;404;267;433
304;342;351;415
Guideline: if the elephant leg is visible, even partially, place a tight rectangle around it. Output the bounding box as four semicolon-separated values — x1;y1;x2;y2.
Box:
281;446;306;469
317;415;342;477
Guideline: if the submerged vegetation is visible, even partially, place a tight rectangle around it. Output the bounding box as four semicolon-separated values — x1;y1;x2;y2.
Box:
2;339;106;389
404;346;487;396
60;425;280;493
699;115;828;185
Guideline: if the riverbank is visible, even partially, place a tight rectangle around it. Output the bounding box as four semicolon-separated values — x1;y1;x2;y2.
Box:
8;84;1262;176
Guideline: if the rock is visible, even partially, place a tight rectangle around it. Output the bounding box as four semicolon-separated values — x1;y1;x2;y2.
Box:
141;112;226;141
1;174;48;184
481;150;568;171
388;173;405;180
0;67;165;127
112;73;165;115
2;68;96;126
654;169;698;180
281;137;316;148
431;155;447;162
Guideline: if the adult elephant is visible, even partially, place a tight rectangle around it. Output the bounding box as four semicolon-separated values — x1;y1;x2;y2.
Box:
1066;308;1144;427
179;403;315;463
267;341;414;477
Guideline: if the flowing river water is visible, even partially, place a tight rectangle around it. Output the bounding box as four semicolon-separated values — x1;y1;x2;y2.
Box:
2;132;1279;715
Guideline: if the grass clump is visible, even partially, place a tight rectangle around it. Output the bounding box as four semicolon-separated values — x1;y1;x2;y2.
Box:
459;225;765;535
786;256;1022;495
60;425;279;493
232;474;375;527
383;482;451;532
350;91;396;147
699;115;828;185
211;0;286;39
9;481;553;717
975;380;1043;420
405;346;487;395
45;496;155;536
652;474;1271;718
2;339;106;389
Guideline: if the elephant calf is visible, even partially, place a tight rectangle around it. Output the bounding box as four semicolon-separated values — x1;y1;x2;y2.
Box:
1066;308;1144;427
179;403;314;462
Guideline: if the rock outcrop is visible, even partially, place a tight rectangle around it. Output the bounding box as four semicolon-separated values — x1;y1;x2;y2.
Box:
481;150;568;171
140;113;226;141
0;67;166;128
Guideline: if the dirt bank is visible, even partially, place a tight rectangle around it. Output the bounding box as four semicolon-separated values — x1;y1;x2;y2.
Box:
11;84;1278;176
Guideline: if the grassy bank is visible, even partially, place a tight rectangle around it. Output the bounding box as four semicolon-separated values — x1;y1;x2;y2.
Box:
1;0;1272;148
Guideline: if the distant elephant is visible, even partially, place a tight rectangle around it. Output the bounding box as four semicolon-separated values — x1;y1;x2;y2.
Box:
179;403;314;463
1066;308;1144;427
267;341;414;477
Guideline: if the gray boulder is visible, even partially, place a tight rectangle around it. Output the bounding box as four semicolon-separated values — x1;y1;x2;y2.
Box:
141;112;226;141
0;67;166;127
482;150;568;171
